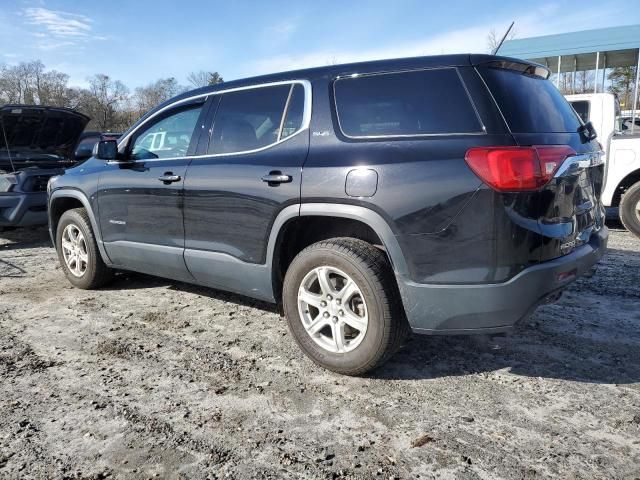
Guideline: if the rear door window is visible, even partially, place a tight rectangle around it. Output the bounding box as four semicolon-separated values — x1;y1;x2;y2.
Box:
281;84;305;140
478;66;582;133
209;84;292;155
333;68;483;137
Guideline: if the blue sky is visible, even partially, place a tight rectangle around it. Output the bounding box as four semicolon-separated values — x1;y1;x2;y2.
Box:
1;0;639;89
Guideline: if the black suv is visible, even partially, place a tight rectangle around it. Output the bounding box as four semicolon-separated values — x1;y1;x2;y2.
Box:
48;54;608;375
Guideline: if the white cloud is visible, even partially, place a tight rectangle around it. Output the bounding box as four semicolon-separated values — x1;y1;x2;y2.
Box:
244;23;496;77
240;2;625;78
269;19;298;37
23;7;92;39
263;18;300;46
35;40;76;51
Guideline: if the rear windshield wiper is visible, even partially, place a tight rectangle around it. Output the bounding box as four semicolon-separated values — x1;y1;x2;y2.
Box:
578;121;597;141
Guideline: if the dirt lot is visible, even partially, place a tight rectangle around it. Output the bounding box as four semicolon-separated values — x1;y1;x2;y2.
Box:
1;224;639;480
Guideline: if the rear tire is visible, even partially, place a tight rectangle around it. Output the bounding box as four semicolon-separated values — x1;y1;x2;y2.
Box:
56;208;113;289
282;237;409;376
620;181;640;239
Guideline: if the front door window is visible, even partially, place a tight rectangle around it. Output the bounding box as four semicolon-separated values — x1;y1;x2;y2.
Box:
131;104;203;160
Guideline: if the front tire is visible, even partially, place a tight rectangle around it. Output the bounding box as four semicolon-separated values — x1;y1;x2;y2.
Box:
283;238;408;376
56;208;113;289
620;181;640;239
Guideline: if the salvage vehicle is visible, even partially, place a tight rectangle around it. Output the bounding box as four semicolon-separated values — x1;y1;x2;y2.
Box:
565;93;640;238
0;105;89;228
48;55;608;375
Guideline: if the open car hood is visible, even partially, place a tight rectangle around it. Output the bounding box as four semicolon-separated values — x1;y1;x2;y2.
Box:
0;105;90;171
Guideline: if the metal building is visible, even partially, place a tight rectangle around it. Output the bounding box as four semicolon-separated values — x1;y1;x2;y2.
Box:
500;24;640;131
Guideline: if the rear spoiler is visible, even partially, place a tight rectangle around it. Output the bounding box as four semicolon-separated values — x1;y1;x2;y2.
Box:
469;55;550;79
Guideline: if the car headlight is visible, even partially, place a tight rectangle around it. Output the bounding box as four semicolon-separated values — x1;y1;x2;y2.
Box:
0;174;18;193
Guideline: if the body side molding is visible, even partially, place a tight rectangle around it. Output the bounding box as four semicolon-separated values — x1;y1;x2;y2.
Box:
187;203;406;302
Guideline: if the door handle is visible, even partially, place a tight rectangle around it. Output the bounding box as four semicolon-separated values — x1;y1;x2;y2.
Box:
158;173;181;184
261;172;292;185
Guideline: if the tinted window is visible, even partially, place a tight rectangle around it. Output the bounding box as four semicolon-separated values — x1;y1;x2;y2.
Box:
131;104;203;160
334;68;481;137
210;85;291;154
74;134;100;159
479;67;582;133
281;84;305;140
570;101;590;124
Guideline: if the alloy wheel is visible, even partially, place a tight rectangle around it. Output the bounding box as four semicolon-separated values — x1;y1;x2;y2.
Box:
297;266;368;354
61;224;89;277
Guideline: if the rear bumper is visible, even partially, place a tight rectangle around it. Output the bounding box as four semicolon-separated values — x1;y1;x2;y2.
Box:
397;227;608;334
0;192;48;227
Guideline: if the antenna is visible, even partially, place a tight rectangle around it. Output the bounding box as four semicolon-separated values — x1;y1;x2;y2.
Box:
492;21;515;56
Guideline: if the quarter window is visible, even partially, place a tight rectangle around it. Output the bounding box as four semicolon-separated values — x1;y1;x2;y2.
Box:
209;84;304;155
334;68;482;137
130;103;203;160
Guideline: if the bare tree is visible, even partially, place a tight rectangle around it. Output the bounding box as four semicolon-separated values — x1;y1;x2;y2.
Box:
80;74;129;131
487;27;517;54
187;70;224;88
134;78;182;112
575;71;594;94
0;62;35;103
0;60;73;105
0;59;225;132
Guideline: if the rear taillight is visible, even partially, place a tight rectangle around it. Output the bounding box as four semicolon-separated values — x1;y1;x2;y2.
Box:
464;146;576;192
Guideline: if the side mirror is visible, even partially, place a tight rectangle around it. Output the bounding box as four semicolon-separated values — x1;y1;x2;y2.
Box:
93;140;118;160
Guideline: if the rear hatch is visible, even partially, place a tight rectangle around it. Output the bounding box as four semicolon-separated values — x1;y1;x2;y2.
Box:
474;58;605;261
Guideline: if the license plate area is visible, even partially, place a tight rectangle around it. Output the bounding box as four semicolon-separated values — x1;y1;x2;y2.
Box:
538;151;605;256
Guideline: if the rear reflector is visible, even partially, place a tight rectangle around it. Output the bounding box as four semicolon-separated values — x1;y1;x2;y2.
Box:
464;146;576;192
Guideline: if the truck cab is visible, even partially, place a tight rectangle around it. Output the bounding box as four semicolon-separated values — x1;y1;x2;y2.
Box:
566;93;640;237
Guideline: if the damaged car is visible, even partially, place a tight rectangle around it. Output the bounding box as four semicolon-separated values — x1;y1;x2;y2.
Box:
0;104;89;228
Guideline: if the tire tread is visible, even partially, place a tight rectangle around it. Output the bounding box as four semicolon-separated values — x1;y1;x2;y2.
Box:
284;237;409;375
619;182;640;239
57;208;113;289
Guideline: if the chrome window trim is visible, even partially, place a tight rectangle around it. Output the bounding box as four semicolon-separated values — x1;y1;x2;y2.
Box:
117;79;312;160
332;67;486;140
277;84;295;142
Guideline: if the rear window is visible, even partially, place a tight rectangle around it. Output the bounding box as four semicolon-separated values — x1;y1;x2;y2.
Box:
570;100;590;124
334;68;482;137
478;67;582;133
74;135;100;158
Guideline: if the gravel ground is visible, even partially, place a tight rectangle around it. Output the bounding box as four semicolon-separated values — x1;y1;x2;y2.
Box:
1;223;639;480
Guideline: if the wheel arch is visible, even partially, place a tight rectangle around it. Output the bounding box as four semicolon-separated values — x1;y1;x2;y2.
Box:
612;168;640;207
268;203;407;305
49;189;111;264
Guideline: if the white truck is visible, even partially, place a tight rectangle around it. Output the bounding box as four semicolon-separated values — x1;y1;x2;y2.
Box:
565;93;640;238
